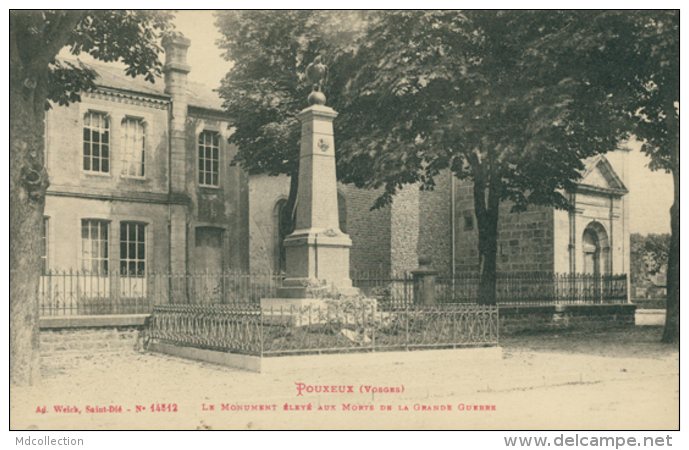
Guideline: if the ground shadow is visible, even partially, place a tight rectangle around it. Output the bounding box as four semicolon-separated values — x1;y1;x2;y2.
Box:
500;326;678;360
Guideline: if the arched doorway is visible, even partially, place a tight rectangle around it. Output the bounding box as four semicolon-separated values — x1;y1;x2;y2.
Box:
582;221;610;277
581;221;611;302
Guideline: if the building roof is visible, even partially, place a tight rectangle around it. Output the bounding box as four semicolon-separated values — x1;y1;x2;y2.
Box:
577;154;628;196
65;59;224;111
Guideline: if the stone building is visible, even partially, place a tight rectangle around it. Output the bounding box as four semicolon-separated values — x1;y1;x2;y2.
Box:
250;152;631;279
43;36;249;276
452;153;631;277
43;36;630;284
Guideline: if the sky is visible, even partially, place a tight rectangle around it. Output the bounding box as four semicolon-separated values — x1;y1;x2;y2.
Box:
88;10;680;235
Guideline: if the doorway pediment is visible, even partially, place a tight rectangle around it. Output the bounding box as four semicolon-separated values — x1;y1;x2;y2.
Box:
577;156;628;196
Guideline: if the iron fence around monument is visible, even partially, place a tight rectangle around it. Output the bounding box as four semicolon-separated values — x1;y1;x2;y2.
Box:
148;304;263;355
147;302;499;357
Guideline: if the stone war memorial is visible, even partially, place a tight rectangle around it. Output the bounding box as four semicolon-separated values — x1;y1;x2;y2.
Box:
145;56;500;372
262;55;356;309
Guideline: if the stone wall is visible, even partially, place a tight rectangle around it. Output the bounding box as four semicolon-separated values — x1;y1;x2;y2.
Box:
248;174;291;273
341;185;392;275
496;204;554;273
391;183;420;275
40;326;144;369
453;179;555;274
419;170;453;276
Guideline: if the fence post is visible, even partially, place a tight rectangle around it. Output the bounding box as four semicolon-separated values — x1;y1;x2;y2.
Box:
412;256;437;306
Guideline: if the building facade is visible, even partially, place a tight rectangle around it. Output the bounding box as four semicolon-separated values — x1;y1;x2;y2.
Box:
453;153;631;277
43;36;249;278
250;153;631;280
43;35;630;289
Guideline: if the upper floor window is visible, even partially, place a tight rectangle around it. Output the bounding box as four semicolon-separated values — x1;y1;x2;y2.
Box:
121;118;145;178
81;219;109;274
198;131;219;187
120;222;146;276
83;112;110;173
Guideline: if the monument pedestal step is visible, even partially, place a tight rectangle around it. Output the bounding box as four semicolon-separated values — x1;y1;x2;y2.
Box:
260;298;328;326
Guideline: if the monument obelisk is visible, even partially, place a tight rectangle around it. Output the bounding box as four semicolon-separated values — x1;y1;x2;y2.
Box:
262;56;354;308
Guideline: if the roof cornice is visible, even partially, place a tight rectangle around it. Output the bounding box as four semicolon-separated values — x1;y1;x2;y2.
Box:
574;183;628;197
86;87;170;109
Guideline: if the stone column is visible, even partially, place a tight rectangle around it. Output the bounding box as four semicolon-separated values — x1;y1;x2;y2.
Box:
412;257;437;306
163;35;191;274
278;104;353;298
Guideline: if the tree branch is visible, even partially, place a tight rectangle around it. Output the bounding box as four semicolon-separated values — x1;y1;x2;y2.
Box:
27;11;87;75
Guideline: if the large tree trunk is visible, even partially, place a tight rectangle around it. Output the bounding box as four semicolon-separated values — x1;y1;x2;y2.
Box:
10;75;50;386
662;94;679;344
662;181;679;343
474;177;501;305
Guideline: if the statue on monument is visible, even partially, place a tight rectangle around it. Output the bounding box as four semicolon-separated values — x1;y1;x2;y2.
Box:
306;55;328;105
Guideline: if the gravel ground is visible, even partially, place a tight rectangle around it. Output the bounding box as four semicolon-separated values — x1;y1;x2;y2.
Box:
10;327;678;430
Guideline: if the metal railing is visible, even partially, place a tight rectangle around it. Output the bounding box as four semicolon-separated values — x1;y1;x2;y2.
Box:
148;304;263;354
38;270;281;316
353;271;627;306
38;269;628;316
436;273;629;305
351;270;414;308
147;302;499;357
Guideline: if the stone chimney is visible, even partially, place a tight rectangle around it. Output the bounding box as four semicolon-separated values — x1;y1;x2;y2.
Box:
162;35;191;275
162;35;191;193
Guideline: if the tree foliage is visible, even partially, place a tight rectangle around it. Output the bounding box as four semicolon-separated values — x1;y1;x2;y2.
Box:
216;11;635;303
630;233;670;285
215;10;372;176
561;11;678;341
216;11;677;312
215;10;374;233
604;11;678;343
338;11;624;208
10;10;175;386
336;11;629;301
11;11;175;110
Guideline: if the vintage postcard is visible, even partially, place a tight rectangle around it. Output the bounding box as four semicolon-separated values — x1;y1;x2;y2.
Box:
8;9;679;435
